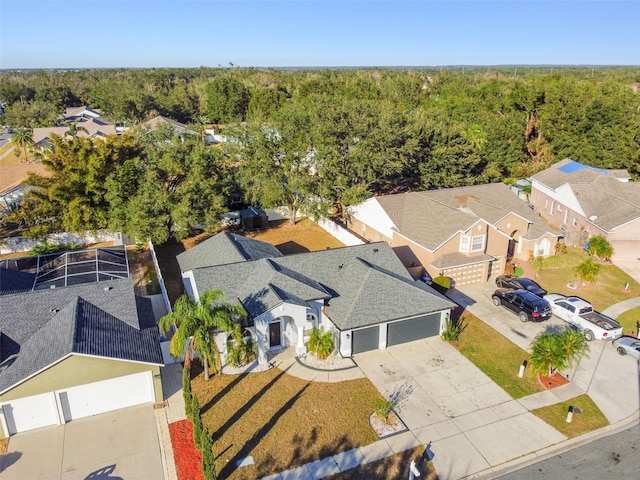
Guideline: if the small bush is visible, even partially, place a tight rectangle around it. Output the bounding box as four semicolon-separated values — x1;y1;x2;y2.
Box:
307;327;334;360
442;315;468;342
373;397;397;424
200;428;217;480
226;334;258;367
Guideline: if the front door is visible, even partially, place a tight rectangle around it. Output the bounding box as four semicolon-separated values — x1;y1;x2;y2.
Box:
269;321;282;348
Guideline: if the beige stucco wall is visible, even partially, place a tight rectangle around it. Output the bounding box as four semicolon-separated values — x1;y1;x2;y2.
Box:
0;355;162;403
347;217;392;244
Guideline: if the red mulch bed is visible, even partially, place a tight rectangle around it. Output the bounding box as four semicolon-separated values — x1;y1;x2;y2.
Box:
537;372;570;390
169;420;204;480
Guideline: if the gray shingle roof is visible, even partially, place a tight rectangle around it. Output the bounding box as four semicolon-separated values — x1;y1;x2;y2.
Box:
177;231;283;272
188;239;455;331
532;159;640;231
431;252;495;269
0;277;163;394
376;183;556;250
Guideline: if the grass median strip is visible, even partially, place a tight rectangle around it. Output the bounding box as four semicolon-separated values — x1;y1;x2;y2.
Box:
451;312;542;399
616;306;640;335
531;394;609;438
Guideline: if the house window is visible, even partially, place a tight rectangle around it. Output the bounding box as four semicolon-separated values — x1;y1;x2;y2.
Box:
361;224;366;237
550;201;555;215
564;210;568;225
545;199;548;209
572;217;578;227
557;204;562;212
460;235;470;253
471;235;484;252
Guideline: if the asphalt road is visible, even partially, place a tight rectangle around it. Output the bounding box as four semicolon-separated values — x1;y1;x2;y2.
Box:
495;426;640;479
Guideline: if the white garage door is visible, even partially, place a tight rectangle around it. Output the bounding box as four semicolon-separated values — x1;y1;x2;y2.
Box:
59;371;155;422
1;392;60;435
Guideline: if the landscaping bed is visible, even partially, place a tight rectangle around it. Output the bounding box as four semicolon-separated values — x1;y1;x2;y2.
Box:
191;367;380;480
169;419;204;480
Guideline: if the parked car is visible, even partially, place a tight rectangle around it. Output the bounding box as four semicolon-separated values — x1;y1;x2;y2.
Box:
613;336;640;359
495;275;547;296
544;294;623;341
492;289;552;322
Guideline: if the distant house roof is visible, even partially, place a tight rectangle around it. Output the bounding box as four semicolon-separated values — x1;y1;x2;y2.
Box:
33;117;117;144
0;261;163;395
64;106;101;120
368;183;556;250
532;159;640;231
177;231;283;273
184;237;455;331
141;115;197;135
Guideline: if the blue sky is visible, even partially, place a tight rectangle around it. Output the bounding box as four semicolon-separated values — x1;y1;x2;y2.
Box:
1;1;638;69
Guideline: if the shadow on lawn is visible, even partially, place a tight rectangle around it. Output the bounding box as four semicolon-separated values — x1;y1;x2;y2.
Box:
219;382;311;479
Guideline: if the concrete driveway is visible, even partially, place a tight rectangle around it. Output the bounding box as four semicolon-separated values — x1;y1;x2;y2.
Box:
448;283;640;424
0;403;163;480
612;241;640;284
355;338;566;480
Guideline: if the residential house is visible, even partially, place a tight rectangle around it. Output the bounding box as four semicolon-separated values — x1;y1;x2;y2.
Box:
348;183;558;286
141;115;198;136
530;159;640;253
0;247;163;437
177;232;455;365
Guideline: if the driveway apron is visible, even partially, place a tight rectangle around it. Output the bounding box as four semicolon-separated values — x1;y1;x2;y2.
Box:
0;403;163;480
355;338;566;480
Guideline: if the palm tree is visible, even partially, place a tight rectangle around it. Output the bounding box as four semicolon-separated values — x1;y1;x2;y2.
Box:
530;331;567;377
159;290;246;380
574;258;601;284
65;123;89;138
307;327;334;360
11;128;33;161
557;327;590;369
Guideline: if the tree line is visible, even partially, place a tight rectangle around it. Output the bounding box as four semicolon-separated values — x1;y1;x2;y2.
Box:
2;67;639;243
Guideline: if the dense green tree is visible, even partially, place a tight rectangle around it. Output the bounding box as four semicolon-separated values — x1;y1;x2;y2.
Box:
586;235;614;260
206;77;250;123
10;127;33;160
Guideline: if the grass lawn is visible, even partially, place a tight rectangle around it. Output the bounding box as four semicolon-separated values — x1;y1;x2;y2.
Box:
247;218;345;253
452;310;542;399
616;306;640;336
532;248;640;312
531;394;609;438
192;367;382;480
326;446;437;480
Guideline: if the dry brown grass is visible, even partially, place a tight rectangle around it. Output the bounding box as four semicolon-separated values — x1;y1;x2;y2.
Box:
247;218;345;254
192;367;381;480
0;142;49;193
326;446;438;480
0;437;9;454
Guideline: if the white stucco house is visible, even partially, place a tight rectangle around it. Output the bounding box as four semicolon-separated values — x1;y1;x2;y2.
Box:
176;231;455;365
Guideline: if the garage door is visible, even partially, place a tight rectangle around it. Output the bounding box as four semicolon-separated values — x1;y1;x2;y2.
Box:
387;313;441;347
0;392;60;435
59;371;155;422
352;326;380;354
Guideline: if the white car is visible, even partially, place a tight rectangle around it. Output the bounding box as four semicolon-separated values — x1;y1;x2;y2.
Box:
613;337;640;359
543;294;623;341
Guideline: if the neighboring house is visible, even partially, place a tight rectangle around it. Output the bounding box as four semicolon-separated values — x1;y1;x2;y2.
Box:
33;117;117;147
141;115;198;136
63;105;102;121
0;247;163;437
204;126;227;144
177;232;455;365
530;159;640;252
348;183;558;286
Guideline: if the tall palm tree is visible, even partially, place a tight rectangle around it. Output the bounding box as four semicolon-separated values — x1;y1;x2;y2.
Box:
159;289;246;380
11;128;33;161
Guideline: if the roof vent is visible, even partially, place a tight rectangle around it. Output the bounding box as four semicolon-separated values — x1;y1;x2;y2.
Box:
338;264;344;269
588;215;598;223
104;285;113;291
373;248;379;253
50;307;59;313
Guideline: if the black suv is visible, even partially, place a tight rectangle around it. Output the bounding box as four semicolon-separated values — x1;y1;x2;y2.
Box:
492;289;552;322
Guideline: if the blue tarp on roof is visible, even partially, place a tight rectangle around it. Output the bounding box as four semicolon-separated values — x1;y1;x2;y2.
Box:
558;160;607;175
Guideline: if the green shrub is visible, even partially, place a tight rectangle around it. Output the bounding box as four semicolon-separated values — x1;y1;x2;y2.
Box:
373;397;397;424
307;327;334;360
225;334;258;367
191;396;203;448
442;315;467;342
182;367;194;420
200;428;217;480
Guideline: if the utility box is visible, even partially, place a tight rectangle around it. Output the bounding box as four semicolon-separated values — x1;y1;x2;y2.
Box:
240;207;269;231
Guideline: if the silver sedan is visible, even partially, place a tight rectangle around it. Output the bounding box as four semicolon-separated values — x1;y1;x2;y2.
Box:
613;336;640;359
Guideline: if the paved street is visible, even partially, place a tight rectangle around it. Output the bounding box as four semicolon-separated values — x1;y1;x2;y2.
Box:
494;426;640;480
